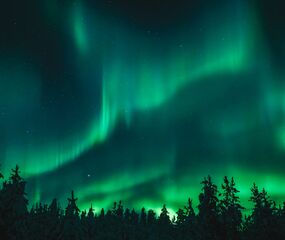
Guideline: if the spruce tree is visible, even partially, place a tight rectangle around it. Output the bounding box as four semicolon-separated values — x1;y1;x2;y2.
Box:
47;199;61;240
138;208;147;240
157;204;172;240
219;177;244;240
247;184;278;240
197;176;221;240
147;209;156;225
1;165;28;239
140;207;147;226
61;191;82;240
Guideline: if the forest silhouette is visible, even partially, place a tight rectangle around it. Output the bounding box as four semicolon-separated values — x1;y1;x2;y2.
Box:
0;165;284;240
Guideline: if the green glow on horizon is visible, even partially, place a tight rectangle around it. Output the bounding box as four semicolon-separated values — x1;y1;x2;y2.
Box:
75;167;285;216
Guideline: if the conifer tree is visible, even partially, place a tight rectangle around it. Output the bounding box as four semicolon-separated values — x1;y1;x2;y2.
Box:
247;184;278;240
131;208;139;225
146;209;156;240
4;166;285;240
176;198;196;240
147;209;156;225
219;176;244;240
87;204;94;219
184;198;195;222
138;208;147;240
157;204;172;240
1;165;28;239
197;176;221;240
124;208;131;222
61;191;82;240
158;204;171;225
47;199;61;240
176;208;187;226
176;208;187;240
99;208;105;220
140;207;147;226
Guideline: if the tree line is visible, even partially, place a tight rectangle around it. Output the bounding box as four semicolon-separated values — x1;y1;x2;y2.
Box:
0;165;284;240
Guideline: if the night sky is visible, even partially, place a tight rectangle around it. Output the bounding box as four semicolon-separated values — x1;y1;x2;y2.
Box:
0;0;285;214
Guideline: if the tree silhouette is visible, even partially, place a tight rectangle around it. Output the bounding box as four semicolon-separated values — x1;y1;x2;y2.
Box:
157;204;172;240
0;165;28;239
176;208;187;226
175;198;196;240
176;208;188;240
147;209;156;225
61;191;82;240
219;176;244;240
138;208;147;240
140;207;147;226
246;184;279;240
3;166;285;240
46;199;61;240
197;175;221;240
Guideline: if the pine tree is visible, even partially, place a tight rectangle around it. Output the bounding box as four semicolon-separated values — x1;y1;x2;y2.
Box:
140;207;147;226
146;209;156;240
99;208;105;220
176;198;196;240
147;209;156;225
247;184;279;240
61;191;82;240
128;209;139;240
157;204;172;240
86;204;96;239
158;204;171;225
96;208;106;240
197;176;221;240
219;176;244;240
0;165;28;239
28;202;52;240
276;202;285;238
131;209;139;225
176;208;187;240
138;208;147;240
184;198;195;222
113;200;124;219
66;191;80;217
107;201;124;240
176;208;186;226
87;205;94;219
47;199;61;240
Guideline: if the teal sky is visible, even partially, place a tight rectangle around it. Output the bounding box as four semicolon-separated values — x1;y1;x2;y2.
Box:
0;0;285;214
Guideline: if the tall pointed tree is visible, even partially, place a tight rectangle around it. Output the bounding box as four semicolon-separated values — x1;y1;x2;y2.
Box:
66;191;80;217
0;165;28;239
61;191;82;240
197;176;221;240
219;176;244;240
247;184;278;240
157;204;172;240
140;207;147;226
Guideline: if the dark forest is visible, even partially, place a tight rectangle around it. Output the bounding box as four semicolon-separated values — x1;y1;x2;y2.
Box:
1;165;284;240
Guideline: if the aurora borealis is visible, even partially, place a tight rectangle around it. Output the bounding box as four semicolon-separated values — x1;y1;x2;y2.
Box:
0;0;285;214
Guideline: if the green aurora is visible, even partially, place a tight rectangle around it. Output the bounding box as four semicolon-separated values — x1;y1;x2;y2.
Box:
0;0;285;214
